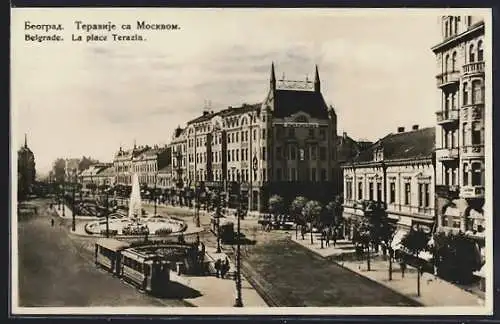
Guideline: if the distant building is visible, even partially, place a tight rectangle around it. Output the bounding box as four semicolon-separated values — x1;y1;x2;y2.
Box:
79;163;114;189
131;145;171;188
341;126;436;233
168;63;341;211
431;16;485;239
64;158;80;183
17;134;36;200
113;144;171;188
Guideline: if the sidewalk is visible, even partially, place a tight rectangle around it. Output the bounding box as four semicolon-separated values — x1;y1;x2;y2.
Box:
292;233;483;307
169;247;268;307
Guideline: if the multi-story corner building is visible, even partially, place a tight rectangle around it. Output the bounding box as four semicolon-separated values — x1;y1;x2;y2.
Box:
431;16;485;238
342;126;436;236
168;63;341;211
17;134;36;200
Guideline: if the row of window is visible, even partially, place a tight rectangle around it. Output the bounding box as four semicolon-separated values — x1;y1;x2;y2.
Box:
275;167;328;182
275;146;328;161
123;256;150;275
275;127;328;140
443;41;483;71
345;181;431;208
442;163;484;187
443;80;484;110
442;121;482;147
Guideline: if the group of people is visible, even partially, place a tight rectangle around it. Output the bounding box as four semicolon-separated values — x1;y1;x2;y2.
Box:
214;257;231;279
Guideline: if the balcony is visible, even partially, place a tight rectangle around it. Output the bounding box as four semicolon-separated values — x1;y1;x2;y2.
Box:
436;147;459;162
435;184;460;199
462;144;485;158
436;71;460;88
460;185;484;199
436;109;459;126
463;61;485;77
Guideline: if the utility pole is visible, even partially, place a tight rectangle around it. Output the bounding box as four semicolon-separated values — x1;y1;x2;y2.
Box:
216;187;222;253
234;174;243;307
72;173;76;232
62;176;66;217
154;172;158;216
105;189;110;238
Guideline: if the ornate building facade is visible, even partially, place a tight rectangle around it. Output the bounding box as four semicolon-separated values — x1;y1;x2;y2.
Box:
168;63;341;211
431;16;485;238
342;126;436;234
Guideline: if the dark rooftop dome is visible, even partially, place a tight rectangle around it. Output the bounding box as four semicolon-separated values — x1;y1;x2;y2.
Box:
273;90;328;119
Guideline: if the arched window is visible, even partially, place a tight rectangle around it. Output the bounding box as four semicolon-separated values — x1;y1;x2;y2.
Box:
469;44;475;63
478;40;484;61
444;20;449;38
445;54;450;72
463;82;469;105
452;52;457;71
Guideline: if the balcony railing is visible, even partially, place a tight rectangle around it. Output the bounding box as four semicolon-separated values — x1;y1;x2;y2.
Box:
436;109;459;125
463;61;485;76
462;144;485;158
436;71;460;87
460;185;485;199
436;147;459;161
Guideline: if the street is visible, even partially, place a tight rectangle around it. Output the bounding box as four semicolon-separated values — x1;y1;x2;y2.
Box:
17;199;190;307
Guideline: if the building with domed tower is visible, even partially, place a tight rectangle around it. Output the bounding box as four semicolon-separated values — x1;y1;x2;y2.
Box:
17;134;36;201
168;63;342;212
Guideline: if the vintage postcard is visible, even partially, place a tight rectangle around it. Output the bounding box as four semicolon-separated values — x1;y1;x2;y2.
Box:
11;7;493;316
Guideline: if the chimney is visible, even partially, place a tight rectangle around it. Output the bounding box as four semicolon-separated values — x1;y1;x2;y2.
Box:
397;127;405;133
203;111;209;116
343;132;347;139
412;124;419;131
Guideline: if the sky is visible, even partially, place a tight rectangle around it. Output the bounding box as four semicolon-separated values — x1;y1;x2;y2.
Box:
11;8;487;176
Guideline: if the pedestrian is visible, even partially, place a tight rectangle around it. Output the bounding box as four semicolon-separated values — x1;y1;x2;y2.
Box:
214;259;221;278
332;230;337;247
51;218;54;227
301;225;306;240
400;260;407;278
325;229;330;247
221;257;230;279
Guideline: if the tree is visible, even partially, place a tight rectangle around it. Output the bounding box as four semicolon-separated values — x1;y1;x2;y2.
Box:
290;196;309;237
324;201;336;227
432;231;482;284
302;200;323;245
52;158;66;183
400;228;429;296
78;156;100;171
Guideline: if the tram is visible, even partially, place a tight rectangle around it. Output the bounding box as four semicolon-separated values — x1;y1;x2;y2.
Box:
119;248;170;295
94;238;131;275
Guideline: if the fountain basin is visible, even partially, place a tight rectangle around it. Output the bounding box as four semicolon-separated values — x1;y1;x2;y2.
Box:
84;216;186;236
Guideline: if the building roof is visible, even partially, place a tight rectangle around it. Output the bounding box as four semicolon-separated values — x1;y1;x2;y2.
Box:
98;165;115;176
186;103;261;125
336;133;372;163
352;126;435;164
273;90;328;119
